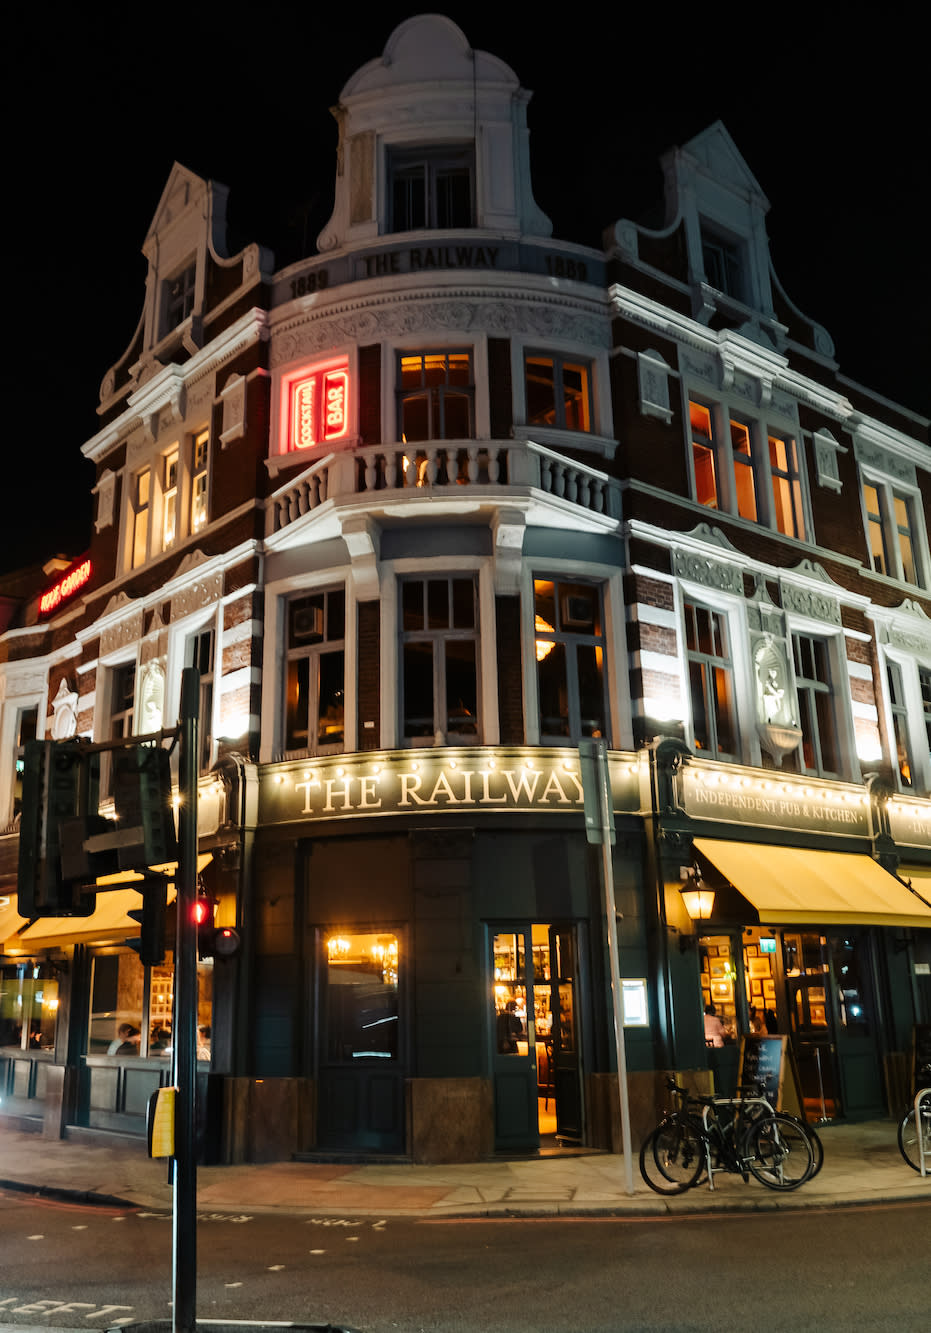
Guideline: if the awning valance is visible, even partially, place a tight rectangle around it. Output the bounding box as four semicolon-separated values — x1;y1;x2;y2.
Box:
9;886;178;952
693;839;931;929
0;893;28;949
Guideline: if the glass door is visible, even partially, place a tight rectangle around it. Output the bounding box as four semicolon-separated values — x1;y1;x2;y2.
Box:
491;928;538;1151
549;926;582;1144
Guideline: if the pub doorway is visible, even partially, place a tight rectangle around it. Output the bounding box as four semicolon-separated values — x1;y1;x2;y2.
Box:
491;923;583;1153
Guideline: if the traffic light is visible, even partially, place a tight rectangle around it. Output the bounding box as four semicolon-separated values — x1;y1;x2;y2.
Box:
112;744;178;870
17;740;99;917
194;894;215;959
125;876;169;967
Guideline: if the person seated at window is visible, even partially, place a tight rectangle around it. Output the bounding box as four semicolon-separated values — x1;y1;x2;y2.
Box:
150;1025;172;1054
703;1003;726;1048
496;1000;523;1054
116;1024;141;1055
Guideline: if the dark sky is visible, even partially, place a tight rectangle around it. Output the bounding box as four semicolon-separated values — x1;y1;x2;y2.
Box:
7;5;928;576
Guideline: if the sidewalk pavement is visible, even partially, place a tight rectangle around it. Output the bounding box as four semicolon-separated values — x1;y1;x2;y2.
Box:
1;1119;928;1219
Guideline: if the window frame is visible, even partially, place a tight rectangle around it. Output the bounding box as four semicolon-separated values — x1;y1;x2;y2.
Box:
881;652;931;795
789;631;842;779
387;143;475;233
682;599;740;761
685;390;807;540
282;587;347;758
859;472;927;588
162;259;196;335
533;575;609;747
121;424;211;573
524;351;594;434
396;349;475;444
398;574;481;746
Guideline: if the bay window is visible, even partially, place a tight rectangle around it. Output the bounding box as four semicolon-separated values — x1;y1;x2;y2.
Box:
534;578;607;744
398;351;473;442
525;353;592;433
284;589;346;754
400;576;479;743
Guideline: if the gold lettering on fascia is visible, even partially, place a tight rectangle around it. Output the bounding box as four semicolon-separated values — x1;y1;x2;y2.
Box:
290;765;585;818
691;785;860;825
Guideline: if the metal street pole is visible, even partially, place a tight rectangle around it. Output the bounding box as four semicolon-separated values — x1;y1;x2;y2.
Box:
173;667;199;1333
579;739;635;1196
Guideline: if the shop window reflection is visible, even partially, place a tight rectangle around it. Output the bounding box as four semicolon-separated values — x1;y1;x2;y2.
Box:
0;963;59;1051
325;931;399;1062
87;948;213;1060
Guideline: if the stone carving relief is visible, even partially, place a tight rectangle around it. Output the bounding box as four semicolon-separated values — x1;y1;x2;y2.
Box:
672;550;742;595
50;678;79;740
139;659;166;734
94;469;117;532
853;436;916;486
637;350;672;423
812;428;846;493
171;571;224;621
779;581;841;626
220;373;246;447
753;634;801;766
100;608;144;657
271;295;609;369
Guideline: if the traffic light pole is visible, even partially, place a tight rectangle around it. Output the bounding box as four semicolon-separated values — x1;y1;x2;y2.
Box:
173;667;199;1333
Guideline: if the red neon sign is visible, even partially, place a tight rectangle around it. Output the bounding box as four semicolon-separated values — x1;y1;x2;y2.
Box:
39;559;92;615
286;360;350;451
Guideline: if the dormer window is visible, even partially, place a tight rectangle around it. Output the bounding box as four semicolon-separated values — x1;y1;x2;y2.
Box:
163;261;196;332
700;226;744;301
388;145;474;232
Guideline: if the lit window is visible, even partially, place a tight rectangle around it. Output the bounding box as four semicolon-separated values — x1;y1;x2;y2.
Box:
921;666;931;772
162;449;179;548
389;146;474;231
684;602;738;760
687;397;804;539
191;429;209;532
525;354;592;433
398;352;473;442
534;578;606;745
861;479;922;586
131;469;150;569
887;662;914;790
790;634;839;778
325;932;398;1062
400;577;478;744
284;590;345;754
164;262;196;332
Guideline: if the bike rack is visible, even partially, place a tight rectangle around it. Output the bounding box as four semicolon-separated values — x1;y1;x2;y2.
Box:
915;1088;931;1177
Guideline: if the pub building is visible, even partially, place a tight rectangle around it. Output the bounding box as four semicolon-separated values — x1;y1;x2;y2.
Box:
1;15;930;1163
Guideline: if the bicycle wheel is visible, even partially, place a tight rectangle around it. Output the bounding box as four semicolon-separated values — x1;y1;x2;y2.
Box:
640;1129;691;1194
650;1120;705;1192
746;1114;815;1191
898;1105;931;1173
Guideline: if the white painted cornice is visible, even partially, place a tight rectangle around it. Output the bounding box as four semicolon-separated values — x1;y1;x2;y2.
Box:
846;412;931;473
82;309;270;463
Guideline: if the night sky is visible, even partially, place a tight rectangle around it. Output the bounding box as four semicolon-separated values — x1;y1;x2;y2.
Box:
7;5;928;577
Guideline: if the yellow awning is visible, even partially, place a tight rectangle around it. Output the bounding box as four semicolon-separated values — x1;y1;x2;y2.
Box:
5;886;178;953
0;893;28;948
898;865;931;900
694;839;931;928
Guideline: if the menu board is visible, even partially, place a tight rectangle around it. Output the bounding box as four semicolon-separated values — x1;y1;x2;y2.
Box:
738;1035;803;1116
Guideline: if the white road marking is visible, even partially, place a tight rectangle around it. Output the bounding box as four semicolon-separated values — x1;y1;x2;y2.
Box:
309;1249;325;1255
27;1234;44;1240
267;1264;286;1270
72;1224;88;1230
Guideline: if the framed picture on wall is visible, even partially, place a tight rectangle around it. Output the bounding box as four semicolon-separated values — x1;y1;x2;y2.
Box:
751;980;763;997
744;945;759;958
748;958;771;980
763;980;776;1001
710;960;728;979
711;980;732;1001
702;987;711;1008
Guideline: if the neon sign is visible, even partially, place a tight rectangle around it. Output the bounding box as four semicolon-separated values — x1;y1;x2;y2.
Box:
39;558;92;615
285;359;350;452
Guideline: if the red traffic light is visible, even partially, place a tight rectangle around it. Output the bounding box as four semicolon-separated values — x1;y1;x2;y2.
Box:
192;898;213;926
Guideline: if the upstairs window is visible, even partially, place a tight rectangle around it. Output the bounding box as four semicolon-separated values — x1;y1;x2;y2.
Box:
921;666;931;772
534;578;607;745
398;351;473;442
389;145;474;231
887;661;915;790
400;577;479;744
190;429;209;533
684;601;738;759
701;227;744;301
162;449;179;548
687;397;805;539
163;261;196;332
791;634;839;778
284;590;345;754
131;469;151;569
861;479;922;586
525;354;592;433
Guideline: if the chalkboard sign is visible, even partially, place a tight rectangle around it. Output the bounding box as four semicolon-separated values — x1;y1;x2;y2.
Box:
912;1024;931;1094
737;1035;804;1116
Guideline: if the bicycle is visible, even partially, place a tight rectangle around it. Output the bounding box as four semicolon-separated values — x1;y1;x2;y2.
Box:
897;1089;931;1174
640;1079;816;1194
